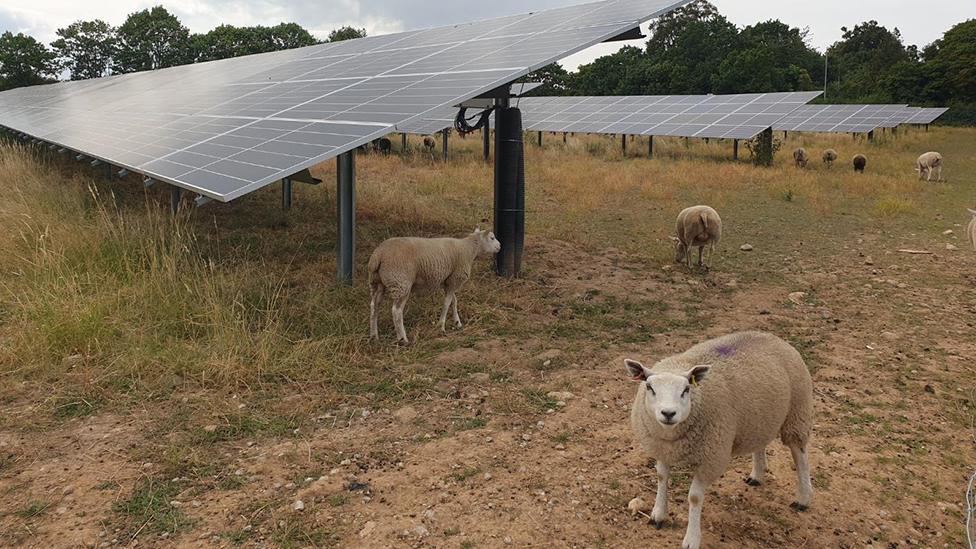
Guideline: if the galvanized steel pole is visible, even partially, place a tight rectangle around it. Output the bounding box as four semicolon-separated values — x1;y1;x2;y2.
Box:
336;152;356;284
282;177;293;210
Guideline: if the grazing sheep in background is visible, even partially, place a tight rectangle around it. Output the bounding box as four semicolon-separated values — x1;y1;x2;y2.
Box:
853;154;867;173
793;148;809;168
625;331;814;549
968;209;976;251
673;205;722;270
368;229;501;344
423;136;436;153
374;137;392;154
916;152;943;182
822;149;838;168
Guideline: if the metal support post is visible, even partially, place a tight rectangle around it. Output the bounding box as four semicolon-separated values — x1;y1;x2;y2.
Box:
282;177;293;210
494;98;524;278
336;152;356;284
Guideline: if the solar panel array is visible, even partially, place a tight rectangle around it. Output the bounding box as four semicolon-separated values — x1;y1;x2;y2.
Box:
773;104;910;133
905;107;949;125
509;92;822;138
0;0;689;202
403;91;822;138
396;82;544;135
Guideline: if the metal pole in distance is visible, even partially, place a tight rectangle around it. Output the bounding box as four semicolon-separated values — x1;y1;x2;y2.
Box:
282;177;293;210
758;127;774;167
442;130;449;162
868;130;875;143
483;126;490;163
494;98;524;278
538;131;542;147
733;139;739;160
401;133;407;152
622;134;627;156
336;151;356;285
648;135;654;158
170;186;182;215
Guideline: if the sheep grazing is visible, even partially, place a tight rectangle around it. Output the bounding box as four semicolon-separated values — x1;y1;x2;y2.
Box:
423;136;436;152
916;152;943;182
624;331;814;549
374;137;392;154
792;148;809;168
673;205;722;270
853;154;867;173
368;229;501;344
822;149;838;168
968;209;976;251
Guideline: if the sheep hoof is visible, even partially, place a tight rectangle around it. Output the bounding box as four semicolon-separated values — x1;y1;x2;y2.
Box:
790;502;808;512
649;519;664;530
745;477;762;487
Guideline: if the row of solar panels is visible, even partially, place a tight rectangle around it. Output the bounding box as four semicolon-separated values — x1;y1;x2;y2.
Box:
0;0;691;203
397;96;948;138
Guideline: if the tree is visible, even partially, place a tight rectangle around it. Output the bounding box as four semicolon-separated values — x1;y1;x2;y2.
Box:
328;26;366;42
113;6;191;73
712;20;820;93
0;32;58;90
51;20;117;80
826;21;912;102
921;19;976;103
261;23;318;50
520;63;570;95
646;0;723;52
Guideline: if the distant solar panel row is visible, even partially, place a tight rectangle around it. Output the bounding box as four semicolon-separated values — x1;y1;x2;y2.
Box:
0;0;690;202
905;107;949;125
402;91;821;139
773;104;911;133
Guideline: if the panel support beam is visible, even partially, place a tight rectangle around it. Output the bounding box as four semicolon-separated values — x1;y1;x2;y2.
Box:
622;134;627;156
170;187;182;214
401;133;408;152
483;126;490;163
282;177;293;210
336;151;356;285
441;130;449;162
648;135;654;158
538;131;543;147
733;139;739;160
494;98;524;278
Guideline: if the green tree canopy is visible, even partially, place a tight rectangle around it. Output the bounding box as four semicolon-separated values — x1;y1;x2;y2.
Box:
921;19;976;103
113;6;191;73
328;26;367;42
0;32;58;90
520;63;570;95
826;21;912;101
51;20;117;80
191;23;317;62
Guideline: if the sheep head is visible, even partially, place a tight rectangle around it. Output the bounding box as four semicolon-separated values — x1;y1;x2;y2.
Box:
625;359;710;428
472;228;501;256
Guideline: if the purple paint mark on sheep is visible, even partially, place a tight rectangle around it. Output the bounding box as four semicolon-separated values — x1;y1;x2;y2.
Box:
714;344;736;357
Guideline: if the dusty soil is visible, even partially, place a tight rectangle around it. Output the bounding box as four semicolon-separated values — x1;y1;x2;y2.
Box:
2;228;973;548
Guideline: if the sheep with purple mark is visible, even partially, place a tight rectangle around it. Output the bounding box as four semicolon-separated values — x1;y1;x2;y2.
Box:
624;331;814;549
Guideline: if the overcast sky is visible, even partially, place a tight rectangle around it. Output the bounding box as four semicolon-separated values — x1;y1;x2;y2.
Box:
2;0;973;71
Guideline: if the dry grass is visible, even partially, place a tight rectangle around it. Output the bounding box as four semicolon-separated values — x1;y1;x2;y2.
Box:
0;127;974;546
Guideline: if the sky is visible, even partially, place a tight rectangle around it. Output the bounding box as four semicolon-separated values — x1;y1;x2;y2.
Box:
1;0;974;71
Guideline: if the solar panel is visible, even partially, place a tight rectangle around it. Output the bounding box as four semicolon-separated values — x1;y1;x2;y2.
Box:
877;106;919;128
513;92;822;138
773;104;909;133
904;107;949;125
396;82;544;135
0;0;689;202
403;92;820;138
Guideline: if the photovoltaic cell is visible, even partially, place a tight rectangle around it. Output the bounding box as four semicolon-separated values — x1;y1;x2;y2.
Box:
0;0;690;202
904;107;948;125
772;104;910;133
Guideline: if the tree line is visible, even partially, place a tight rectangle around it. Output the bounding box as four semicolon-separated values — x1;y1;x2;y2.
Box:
523;1;975;124
1;2;973;124
0;5;365;88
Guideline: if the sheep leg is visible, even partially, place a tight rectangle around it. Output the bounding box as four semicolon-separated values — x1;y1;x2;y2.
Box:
788;444;813;511
369;285;384;340
746;448;766;486
650;461;670;528
438;292;452;333
451;294;462;328
392;296;410;344
682;477;710;549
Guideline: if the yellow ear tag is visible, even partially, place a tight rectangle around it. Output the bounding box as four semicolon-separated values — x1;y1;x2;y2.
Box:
691;376;698;388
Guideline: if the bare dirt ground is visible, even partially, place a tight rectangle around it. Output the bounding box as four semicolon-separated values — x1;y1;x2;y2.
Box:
1;130;974;548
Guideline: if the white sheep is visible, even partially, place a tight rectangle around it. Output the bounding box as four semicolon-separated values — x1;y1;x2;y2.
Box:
916;152;943;182
423;136;436;153
968;209;976;251
368;228;501;344
793;148;809;168
822;149;838;168
673;205;722;270
624;331;814;549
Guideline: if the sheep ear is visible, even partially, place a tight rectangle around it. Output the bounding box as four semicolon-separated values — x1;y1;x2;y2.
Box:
624;359;649;381
968;209;976;217
685;365;711;386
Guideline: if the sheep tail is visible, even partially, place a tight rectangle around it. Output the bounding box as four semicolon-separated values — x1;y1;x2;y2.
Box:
368;254;382;287
700;212;709;231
